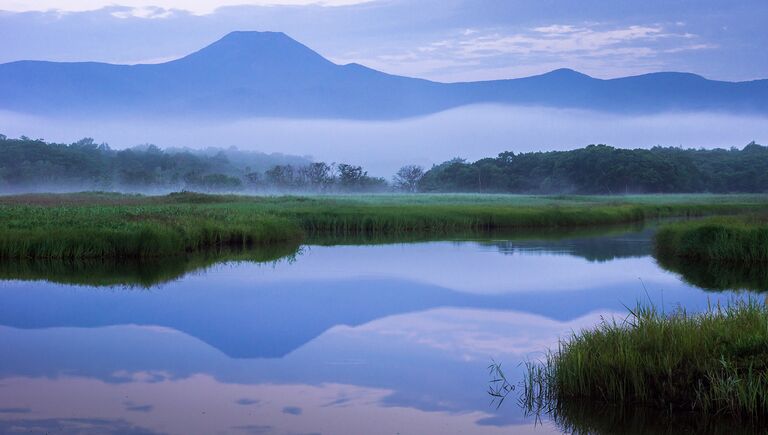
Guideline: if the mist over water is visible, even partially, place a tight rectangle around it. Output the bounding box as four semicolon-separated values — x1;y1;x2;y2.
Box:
2;105;767;176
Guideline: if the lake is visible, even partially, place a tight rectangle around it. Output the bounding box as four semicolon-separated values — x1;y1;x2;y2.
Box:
0;224;757;434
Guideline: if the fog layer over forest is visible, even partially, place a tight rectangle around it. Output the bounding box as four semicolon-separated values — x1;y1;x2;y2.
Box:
3;133;768;194
2;105;767;177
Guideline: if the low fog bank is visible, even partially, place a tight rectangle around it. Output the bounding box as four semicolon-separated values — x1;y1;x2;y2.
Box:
3;132;768;195
1;105;767;177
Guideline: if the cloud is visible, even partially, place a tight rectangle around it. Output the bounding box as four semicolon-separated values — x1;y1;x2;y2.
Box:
341;23;717;81
0;0;370;15
436;23;702;59
664;43;718;54
109;6;176;19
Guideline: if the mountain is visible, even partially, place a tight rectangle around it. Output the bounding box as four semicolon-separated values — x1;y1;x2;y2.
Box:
0;30;766;119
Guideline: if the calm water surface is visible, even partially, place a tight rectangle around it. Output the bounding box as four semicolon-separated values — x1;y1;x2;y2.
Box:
0;226;757;434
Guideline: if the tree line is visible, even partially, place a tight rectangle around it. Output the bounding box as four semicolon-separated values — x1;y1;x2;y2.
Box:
418;143;768;194
0;135;393;193
1;134;766;194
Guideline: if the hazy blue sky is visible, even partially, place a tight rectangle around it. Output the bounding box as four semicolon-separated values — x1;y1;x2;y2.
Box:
1;0;766;82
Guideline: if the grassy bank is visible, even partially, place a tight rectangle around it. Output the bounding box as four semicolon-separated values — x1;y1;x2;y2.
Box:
260;194;768;234
524;300;768;420
655;216;768;263
1;192;767;259
0;195;303;259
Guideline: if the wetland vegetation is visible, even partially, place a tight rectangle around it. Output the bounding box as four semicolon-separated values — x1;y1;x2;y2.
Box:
653;216;768;290
655;215;768;263
2;192;768;259
521;300;768;421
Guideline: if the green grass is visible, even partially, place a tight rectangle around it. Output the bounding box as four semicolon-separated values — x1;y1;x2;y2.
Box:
0;199;303;259
523;300;768;420
1;191;767;259
653;216;768;291
655;216;768;263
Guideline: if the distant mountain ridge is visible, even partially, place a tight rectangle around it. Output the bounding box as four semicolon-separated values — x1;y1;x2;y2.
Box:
1;30;766;119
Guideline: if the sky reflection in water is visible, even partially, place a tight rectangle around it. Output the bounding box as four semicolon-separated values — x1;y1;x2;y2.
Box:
0;228;753;434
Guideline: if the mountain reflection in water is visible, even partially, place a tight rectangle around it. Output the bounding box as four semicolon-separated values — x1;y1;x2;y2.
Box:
0;225;760;434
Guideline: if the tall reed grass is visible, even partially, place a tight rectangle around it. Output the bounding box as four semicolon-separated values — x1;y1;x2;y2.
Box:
0;203;303;259
1;192;767;259
523;300;768;419
655;216;768;263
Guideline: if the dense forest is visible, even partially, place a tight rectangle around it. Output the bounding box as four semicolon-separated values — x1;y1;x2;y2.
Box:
1;134;766;194
0;135;385;193
420;142;768;194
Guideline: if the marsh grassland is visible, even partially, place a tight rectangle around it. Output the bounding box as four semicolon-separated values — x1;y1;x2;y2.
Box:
655;215;768;263
523;300;768;421
654;216;768;291
1;191;767;259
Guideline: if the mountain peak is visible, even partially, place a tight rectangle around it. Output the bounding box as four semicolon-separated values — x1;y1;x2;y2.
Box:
218;30;291;43
176;30;332;69
540;68;593;80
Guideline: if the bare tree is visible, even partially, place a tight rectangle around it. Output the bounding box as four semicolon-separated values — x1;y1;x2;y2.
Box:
301;162;334;191
393;165;424;192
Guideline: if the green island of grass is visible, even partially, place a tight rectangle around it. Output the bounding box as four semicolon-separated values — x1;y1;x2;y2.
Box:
1;191;768;259
523;300;768;421
655;215;768;263
653;216;768;290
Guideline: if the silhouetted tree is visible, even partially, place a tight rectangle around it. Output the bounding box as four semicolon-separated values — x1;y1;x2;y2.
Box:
393;165;424;192
301;162;335;191
337;163;365;188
